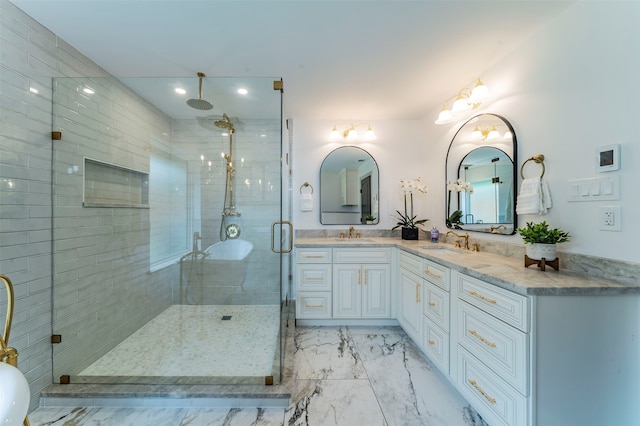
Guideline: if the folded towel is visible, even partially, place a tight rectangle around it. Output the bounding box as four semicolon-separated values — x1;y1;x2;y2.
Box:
300;193;313;212
516;177;552;215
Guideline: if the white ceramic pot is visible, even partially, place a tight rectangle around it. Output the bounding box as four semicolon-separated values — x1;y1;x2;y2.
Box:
526;243;557;261
0;362;30;426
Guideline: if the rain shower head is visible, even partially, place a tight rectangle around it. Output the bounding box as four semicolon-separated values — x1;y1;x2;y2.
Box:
215;113;234;130
186;72;213;111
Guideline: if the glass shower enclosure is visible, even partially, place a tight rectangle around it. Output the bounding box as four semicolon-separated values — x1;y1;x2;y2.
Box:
50;76;289;385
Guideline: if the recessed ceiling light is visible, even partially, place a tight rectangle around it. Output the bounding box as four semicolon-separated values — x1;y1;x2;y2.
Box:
83;87;95;94
175;88;186;95
237;88;248;95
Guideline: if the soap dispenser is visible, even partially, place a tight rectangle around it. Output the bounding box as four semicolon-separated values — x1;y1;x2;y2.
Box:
430;226;439;243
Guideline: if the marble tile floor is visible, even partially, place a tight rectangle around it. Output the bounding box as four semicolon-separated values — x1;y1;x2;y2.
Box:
29;326;487;426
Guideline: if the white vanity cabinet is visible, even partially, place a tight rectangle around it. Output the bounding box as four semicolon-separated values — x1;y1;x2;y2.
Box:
422;258;451;374
332;248;391;319
398;251;424;343
295;246;391;320
398;250;452;374
453;271;530;426
295;248;333;319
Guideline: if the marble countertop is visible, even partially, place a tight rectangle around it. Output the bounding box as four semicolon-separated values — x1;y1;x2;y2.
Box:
294;237;640;296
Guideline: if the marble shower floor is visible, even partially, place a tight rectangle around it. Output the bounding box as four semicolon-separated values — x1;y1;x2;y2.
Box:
30;326;486;426
80;304;281;378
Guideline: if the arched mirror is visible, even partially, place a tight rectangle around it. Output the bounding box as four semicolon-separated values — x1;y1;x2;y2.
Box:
445;114;517;234
320;146;379;225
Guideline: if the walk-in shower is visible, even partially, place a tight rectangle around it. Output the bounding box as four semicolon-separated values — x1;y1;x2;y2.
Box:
50;76;289;386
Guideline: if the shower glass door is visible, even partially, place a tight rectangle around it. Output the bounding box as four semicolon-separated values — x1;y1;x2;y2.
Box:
51;76;286;385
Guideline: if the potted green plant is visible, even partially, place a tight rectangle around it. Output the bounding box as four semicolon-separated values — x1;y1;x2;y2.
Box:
364;214;376;224
392;177;428;240
516;221;570;261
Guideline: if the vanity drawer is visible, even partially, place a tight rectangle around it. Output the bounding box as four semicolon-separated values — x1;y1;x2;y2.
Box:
333;248;390;264
399;250;423;276
457;346;527;426
457;273;529;332
422;258;450;290
423;317;449;374
296;292;332;319
296;248;332;263
296;264;332;291
423;281;449;331
458;301;529;395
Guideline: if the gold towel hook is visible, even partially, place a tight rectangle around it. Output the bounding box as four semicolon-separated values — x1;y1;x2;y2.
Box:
520;154;545;179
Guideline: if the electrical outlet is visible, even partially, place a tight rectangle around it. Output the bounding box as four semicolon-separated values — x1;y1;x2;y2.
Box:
599;206;621;231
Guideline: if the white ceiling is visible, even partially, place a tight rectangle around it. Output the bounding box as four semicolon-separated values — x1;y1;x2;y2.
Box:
12;0;574;121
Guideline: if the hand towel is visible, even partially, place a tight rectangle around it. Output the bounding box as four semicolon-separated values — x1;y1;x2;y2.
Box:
300;193;313;212
516;177;552;215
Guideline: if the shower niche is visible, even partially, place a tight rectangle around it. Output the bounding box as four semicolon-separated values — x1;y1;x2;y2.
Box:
83;158;149;208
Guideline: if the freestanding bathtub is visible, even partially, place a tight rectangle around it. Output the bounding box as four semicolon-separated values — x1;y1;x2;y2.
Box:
181;238;254;304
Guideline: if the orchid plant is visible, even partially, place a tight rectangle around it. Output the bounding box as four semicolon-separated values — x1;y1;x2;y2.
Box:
447;179;473;229
393;177;429;230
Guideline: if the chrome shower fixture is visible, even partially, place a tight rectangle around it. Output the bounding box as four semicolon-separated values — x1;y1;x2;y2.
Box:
186;72;214;111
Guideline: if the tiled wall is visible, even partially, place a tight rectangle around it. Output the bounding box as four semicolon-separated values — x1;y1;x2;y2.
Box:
50;75;174;379
0;0;171;410
1;0;97;409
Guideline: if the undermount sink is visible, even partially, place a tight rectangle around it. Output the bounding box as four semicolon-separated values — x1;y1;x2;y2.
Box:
419;246;467;255
334;238;375;242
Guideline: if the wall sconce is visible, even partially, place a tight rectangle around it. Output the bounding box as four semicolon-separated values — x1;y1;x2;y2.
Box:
435;78;489;125
329;123;376;141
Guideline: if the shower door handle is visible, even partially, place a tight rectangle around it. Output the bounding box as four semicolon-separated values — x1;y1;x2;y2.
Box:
271;221;293;253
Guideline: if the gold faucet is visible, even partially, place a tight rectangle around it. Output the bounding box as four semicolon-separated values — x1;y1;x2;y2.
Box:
445;230;470;250
348;226;355;238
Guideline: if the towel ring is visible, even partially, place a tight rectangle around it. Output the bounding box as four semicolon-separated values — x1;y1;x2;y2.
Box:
520;154;545;179
300;182;313;195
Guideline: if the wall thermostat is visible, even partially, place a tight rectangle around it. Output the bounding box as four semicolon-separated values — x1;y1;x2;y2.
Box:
596;144;620;172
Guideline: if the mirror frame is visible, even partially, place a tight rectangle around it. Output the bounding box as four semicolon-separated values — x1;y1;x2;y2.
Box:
319;146;379;225
445;113;517;235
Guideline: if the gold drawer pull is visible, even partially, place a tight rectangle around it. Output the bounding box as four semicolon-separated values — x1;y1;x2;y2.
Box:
306;277;324;281
305;302;324;309
469;291;497;304
428;301;436;307
304;255;325;259
425;269;442;279
416;283;421;303
428;340;436;345
469;329;497;348
468;379;496;404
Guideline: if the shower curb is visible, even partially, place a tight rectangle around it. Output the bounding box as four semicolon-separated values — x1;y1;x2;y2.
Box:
39;383;291;408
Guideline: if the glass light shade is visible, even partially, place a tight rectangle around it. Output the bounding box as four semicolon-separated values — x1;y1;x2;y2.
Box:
0;363;30;426
435;108;453;124
329;127;341;141
346;128;358;140
503;131;513;140
363;127;376;141
471;126;483;140
487;126;500;140
451;95;471;115
469;79;489;103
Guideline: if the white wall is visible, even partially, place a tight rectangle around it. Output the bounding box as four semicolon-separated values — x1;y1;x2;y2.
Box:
292;1;640;264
